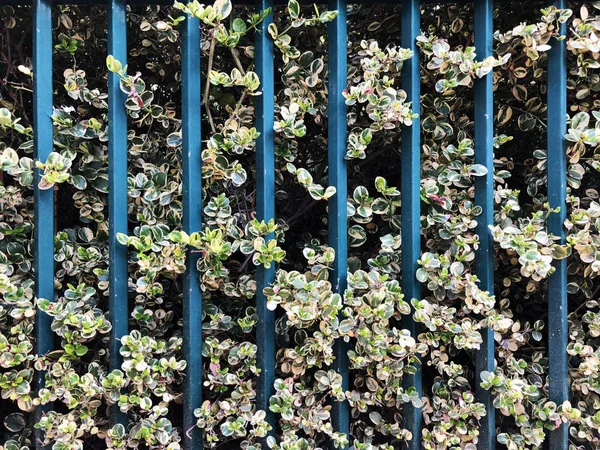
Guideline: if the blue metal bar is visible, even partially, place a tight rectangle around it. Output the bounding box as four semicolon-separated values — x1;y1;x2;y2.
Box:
255;0;276;434
474;1;495;448
328;0;349;445
400;1;422;448
181;14;203;450
547;0;568;448
108;0;128;427
33;1;54;449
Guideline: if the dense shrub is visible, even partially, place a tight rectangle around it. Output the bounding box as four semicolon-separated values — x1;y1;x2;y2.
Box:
1;0;600;449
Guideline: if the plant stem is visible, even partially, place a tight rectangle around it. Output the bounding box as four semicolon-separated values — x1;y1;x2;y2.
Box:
204;35;217;133
230;48;246;75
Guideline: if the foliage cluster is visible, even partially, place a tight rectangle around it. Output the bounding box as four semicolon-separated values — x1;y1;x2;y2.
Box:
2;1;600;449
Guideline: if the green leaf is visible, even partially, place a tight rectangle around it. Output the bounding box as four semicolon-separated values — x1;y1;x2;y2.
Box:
106;55;122;73
232;18;247;33
353;186;369;203
416;268;428;283
374;176;387;192
348;225;367;247
4;413;26;433
70;174;87;190
243;72;260;91
296;168;313;185
168;230;189;244
571;111;590;131
288;0;300;19
552;244;571;260
497;434;509;445
469;164;488;177
319;11;338;22
371;198;389;214
214;0;232;19
517;112;536;131
116;233;130;246
322;186;336;199
166;132;182;147
267;23;278;39
0;108;12;126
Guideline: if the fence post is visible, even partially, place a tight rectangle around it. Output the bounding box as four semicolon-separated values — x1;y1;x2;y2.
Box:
108;0;129;427
401;1;422;448
255;0;276;435
547;0;569;448
474;1;496;449
328;0;349;445
181;14;203;450
33;1;54;448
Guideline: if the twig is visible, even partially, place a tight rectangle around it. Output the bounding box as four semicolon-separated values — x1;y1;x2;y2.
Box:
230;48;246;75
571;285;600;317
5;82;32;92
3;29;12;85
508;105;547;129
285;199;320;228
238;253;254;273
232;91;247;116
203;35;217;133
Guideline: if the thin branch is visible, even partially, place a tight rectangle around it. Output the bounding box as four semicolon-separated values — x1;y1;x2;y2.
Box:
203;35;217;133
285;199;320;229
230;48;246;75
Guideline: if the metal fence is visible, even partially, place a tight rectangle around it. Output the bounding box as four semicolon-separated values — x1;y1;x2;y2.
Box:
0;0;572;449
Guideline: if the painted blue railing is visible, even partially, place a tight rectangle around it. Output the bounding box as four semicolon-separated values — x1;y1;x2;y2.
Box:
10;0;573;448
181;10;204;449
255;0;277;434
107;0;129;429
328;0;350;440
32;3;54;449
547;1;569;448
473;1;495;448
400;2;422;448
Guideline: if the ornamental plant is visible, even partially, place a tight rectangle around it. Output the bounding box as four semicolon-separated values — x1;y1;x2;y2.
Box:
1;1;600;450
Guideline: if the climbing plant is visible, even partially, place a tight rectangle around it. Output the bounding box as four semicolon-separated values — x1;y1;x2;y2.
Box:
1;1;600;449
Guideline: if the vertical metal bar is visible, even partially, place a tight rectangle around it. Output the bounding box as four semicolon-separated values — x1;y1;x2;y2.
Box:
108;0;128;427
328;0;349;444
255;0;276;433
33;1;54;449
182;15;203;450
547;0;568;448
474;1;495;449
400;1;422;448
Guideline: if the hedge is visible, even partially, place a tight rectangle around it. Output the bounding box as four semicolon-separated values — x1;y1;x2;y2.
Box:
1;1;600;449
